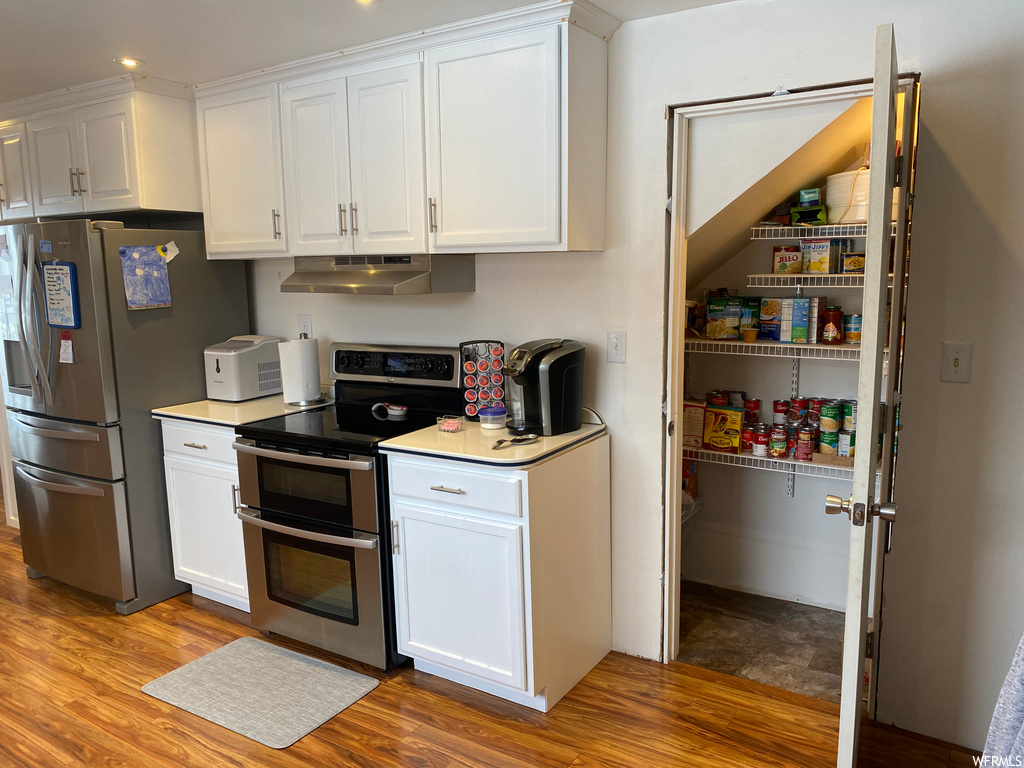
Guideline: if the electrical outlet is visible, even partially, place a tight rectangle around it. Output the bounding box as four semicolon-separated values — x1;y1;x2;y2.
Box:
297;314;312;337
607;331;627;363
940;341;973;383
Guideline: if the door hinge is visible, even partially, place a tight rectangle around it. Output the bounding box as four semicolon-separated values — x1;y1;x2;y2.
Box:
866;630;875;660
666;196;673;213
391;521;400;555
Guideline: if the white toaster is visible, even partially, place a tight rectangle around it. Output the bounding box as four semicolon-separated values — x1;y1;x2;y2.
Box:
204;335;283;402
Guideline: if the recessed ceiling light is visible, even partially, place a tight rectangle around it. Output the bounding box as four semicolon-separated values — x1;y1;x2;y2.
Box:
355;0;376;5
116;57;145;68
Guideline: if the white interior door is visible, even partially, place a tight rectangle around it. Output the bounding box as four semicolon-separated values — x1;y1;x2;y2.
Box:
281;76;353;256
76;98;140;212
347;63;426;255
425;26;560;249
835;23;900;768
0;123;34;220
27;114;81;216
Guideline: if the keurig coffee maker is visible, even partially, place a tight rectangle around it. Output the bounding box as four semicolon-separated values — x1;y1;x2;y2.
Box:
502;339;585;436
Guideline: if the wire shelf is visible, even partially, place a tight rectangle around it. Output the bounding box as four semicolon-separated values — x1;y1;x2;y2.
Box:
682;449;855;480
681;495;705;525
685;339;886;362
750;223;898;240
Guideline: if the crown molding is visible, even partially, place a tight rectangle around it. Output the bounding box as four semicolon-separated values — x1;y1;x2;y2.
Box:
193;0;622;98
0;74;193;122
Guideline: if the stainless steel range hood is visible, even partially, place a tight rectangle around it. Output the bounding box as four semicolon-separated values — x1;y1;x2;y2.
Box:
281;254;475;295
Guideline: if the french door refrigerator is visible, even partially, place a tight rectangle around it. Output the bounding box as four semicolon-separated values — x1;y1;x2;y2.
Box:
0;219;248;613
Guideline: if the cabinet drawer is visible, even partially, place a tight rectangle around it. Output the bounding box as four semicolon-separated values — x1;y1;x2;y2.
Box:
390;459;521;517
161;420;237;465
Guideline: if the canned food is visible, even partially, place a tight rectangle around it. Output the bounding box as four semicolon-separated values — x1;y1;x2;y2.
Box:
819;401;843;432
787;427;797;458
788;397;809;427
743;399;761;425
796;427;816;461
752;425;771;457
838;430;856;458
708;391;729;407
843;314;863;344
728;392;746;408
741;426;755;453
807;398;827;426
773;400;790;426
843;400;858;431
819;431;839;455
769;427;788;458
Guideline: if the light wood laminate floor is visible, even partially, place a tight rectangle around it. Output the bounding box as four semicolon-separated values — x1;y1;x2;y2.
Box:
0;521;978;767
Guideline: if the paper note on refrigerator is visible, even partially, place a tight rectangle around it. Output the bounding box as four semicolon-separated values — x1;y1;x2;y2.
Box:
120;246;172;310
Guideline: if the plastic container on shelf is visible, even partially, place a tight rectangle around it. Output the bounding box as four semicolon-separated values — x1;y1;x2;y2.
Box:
826;168;899;224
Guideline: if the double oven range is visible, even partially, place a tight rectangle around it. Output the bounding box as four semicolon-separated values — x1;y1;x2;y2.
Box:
233;343;462;670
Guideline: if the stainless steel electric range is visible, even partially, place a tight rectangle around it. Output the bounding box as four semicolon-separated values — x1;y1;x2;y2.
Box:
233;343;463;671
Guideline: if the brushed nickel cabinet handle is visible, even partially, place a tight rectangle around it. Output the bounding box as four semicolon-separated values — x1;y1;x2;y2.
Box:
183;442;208;450
429;197;437;233
0;182;5;205
76;168;86;194
430;484;465;495
351;202;359;235
339;204;347;236
272;208;282;239
69;168;78;196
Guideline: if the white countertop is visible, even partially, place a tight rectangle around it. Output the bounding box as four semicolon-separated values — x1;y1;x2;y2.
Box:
152;391;328;427
380;420;607;468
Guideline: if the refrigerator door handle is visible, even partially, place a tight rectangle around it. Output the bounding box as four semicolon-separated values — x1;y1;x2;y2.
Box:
13;234;42;404
14;463;105;497
23;235;53;406
10;416;101;442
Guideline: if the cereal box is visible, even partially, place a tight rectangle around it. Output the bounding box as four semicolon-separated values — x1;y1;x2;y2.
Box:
781;297;810;344
758;298;782;342
682;400;706;449
705;297;742;340
703;406;743;454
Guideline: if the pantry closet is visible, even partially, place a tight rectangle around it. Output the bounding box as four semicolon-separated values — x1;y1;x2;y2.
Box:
662;24;918;767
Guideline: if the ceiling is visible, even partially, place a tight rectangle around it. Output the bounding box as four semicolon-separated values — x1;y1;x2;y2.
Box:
0;0;739;105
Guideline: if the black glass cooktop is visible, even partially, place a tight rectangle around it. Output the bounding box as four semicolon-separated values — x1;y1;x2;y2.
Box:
236;402;442;453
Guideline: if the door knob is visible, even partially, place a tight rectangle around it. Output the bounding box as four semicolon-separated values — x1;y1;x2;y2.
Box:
825;494;852;518
874;502;897;523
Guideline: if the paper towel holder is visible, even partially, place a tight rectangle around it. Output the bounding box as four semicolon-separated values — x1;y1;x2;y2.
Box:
282;333;327;407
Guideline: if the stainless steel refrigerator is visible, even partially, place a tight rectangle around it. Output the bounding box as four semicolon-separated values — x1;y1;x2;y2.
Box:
0;219;248;613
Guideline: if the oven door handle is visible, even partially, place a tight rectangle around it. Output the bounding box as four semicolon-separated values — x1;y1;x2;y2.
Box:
236;507;378;550
232;440;374;472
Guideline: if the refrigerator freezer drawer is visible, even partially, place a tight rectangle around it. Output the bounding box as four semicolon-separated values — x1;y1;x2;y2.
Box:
13;461;135;602
7;412;124;481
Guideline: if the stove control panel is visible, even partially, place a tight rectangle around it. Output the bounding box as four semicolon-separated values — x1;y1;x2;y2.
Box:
330;343;459;387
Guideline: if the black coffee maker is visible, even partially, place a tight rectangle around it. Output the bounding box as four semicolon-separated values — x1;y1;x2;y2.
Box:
502;339;585;436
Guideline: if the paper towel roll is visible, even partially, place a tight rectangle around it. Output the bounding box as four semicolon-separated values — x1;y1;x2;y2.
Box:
279;337;322;405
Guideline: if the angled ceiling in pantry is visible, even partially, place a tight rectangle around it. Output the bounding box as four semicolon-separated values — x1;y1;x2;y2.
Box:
682;96;873;289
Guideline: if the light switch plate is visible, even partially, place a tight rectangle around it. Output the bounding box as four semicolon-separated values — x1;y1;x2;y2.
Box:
607;331;626;363
940;341;973;383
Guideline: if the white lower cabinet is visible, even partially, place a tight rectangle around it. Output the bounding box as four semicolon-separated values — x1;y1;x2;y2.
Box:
158;419;248;611
385;433;611;712
393;502;526;690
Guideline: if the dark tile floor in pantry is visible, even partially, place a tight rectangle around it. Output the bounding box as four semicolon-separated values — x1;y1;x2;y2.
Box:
677;580;844;703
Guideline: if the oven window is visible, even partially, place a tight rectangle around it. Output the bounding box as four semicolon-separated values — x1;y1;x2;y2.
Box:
263;530;359;625
256;458;354;527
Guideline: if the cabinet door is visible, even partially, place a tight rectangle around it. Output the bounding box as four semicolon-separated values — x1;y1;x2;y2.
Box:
425;26;560;249
27;113;82;215
76;97;140;212
281;76;352;256
393;502;526;690
197;84;287;256
163;456;248;604
0;122;34;220
348;64;426;254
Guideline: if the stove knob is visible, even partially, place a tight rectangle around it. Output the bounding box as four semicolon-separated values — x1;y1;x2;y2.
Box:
353;355;365;368
338;354;351;369
438;358;452;377
423;359;434;373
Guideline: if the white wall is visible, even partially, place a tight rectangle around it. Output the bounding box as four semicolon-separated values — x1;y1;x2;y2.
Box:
248;0;1024;748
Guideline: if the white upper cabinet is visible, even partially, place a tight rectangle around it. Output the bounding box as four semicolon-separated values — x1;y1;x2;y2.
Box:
0;122;34;220
23;90;200;218
27;113;79;215
281;76;352;256
280;63;426;257
76;97;138;212
197;83;288;257
425;27;560;250
347;63;426;255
